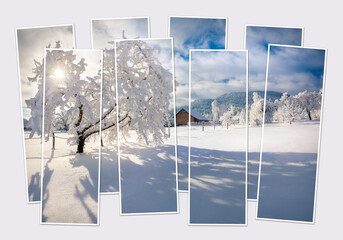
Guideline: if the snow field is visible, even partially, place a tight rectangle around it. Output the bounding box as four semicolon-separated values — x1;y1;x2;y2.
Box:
119;129;178;214
99;142;119;193
41;132;99;224
257;120;320;222
189;124;246;224
24;132;42;202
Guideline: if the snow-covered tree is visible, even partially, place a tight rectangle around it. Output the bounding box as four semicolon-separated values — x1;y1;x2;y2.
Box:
99;31;141;145
264;98;275;123
237;108;246;125
297;90;322;120
273;92;302;124
249;92;275;126
25;42;57;138
211;100;220;124
47;49;102;153
116;39;173;145
55;110;69;131
26;47;103;153
98;47;117;144
220;105;237;128
249;92;263;126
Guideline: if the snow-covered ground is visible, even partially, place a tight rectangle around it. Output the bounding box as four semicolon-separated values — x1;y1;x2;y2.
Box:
119;129;178;214
100;142;119;193
248;125;263;199
24;132;42;202
41;132;99;224
257;120;320;222
175;126;189;191
189;124;246;224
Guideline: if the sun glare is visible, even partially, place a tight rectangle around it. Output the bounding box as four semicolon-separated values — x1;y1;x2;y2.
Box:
54;69;64;79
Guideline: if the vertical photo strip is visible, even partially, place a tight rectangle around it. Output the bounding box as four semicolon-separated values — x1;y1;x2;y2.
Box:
188;50;247;225
40;48;103;225
257;45;327;223
244;25;303;200
169;16;228;191
91;17;150;194
16;25;75;203
115;38;178;215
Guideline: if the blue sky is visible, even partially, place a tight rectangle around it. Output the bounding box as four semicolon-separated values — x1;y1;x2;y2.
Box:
92;18;149;50
17;25;75;119
245;26;303;91
267;45;325;95
191;51;247;101
170;18;226;59
169;17;227;106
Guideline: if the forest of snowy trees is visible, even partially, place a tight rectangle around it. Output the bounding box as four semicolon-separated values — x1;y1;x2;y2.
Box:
211;90;322;128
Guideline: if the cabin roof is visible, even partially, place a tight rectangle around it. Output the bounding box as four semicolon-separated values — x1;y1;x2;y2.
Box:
176;108;208;121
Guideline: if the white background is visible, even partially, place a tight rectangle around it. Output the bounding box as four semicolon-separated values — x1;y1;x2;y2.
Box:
1;0;342;239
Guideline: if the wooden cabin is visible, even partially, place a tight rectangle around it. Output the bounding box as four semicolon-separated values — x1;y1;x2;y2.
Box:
175;108;209;125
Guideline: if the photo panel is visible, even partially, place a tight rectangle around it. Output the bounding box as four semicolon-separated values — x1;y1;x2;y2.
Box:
257;45;326;223
16;25;75;203
189;50;247;225
169;16;227;191
41;49;103;225
115;38;178;215
244;25;303;199
91;17;150;194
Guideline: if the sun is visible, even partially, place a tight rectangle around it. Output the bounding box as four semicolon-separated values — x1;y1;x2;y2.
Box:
54;69;64;79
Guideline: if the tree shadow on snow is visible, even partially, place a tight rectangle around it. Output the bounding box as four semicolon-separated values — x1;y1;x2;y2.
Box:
28;171;41;202
188;148;246;224
257;152;318;222
120;143;178;214
41;147;99;224
69;152;99;224
41;149;55;222
74;185;97;224
247;152;261;199
177;145;189;191
100;146;119;193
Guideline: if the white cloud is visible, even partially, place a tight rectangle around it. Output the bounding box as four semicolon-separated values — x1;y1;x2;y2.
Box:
267;72;322;94
145;39;173;72
190;51;247;100
92;18;149;50
245;26;303;91
169;17;227;107
267;46;326;94
174;53;189;85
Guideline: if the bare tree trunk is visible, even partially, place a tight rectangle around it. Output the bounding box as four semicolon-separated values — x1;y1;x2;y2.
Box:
308;111;312;120
168;121;170;137
227;122;228;129
77;136;85;153
52;132;55;150
101;137;104;147
202;122;204;131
